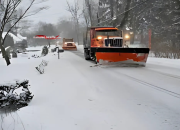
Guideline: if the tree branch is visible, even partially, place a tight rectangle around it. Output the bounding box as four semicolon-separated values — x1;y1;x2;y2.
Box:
2;0;35;44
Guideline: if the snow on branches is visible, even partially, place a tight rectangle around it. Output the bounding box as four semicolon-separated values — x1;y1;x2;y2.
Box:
0;80;34;111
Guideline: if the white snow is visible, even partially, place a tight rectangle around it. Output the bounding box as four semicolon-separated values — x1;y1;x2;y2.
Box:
0;45;180;130
147;57;180;69
2;32;23;43
17;33;27;40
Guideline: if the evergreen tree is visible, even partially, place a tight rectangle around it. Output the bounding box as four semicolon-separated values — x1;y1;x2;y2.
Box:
4;34;14;48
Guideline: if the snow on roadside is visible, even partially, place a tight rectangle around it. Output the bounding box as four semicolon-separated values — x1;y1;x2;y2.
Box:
0;45;180;130
0;46;67;130
76;44;84;53
147;57;180;69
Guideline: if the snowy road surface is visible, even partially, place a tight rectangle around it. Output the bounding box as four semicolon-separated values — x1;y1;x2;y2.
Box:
0;45;180;130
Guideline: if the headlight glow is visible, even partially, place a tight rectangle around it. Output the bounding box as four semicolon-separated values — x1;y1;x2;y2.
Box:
97;36;102;40
125;35;130;39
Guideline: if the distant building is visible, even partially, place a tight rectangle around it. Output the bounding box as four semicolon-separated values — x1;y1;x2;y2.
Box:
2;32;28;50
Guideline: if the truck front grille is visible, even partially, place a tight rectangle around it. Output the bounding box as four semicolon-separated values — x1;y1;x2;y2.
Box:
67;43;73;46
105;39;123;47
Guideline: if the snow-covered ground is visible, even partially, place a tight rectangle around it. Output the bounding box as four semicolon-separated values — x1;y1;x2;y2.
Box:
0;45;180;130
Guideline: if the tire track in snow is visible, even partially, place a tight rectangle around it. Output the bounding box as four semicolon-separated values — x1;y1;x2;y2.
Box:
71;51;84;58
71;51;96;64
146;68;180;80
71;51;180;98
100;66;180;99
90;63;180;99
120;72;180;99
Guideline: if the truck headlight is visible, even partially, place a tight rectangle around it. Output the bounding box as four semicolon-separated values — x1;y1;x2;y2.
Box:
97;36;102;40
125;35;130;39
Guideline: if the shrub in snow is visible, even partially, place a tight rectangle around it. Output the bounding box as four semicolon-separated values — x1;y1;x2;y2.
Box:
4;34;14;48
12;51;17;58
32;54;40;58
41;46;48;56
0;80;34;111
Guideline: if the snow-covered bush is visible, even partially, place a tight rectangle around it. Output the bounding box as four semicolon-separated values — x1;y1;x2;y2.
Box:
32;54;40;58
41;46;48;56
0;80;34;111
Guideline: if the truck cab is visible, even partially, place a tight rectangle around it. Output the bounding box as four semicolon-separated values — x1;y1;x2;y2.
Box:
84;27;123;48
83;27;124;61
83;26;150;65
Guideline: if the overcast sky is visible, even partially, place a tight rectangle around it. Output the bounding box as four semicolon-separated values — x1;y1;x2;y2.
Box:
21;0;84;24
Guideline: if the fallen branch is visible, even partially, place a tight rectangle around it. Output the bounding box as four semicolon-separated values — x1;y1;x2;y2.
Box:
35;60;48;74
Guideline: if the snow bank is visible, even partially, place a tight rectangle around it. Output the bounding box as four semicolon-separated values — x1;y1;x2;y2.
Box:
147;57;180;69
2;32;22;43
76;44;84;53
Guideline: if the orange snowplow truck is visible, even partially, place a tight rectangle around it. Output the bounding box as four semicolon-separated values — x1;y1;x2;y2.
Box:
83;27;150;66
62;38;77;51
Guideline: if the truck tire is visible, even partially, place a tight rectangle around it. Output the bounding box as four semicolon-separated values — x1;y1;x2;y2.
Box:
90;52;98;64
84;49;90;60
94;55;98;64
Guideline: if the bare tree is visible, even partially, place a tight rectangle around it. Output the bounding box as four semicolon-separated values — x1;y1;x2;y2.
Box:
84;0;99;26
0;0;48;66
85;0;93;26
16;8;34;33
66;0;82;45
17;19;33;33
82;1;90;28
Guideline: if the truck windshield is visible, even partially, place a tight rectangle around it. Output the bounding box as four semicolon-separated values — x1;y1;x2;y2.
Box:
96;30;120;37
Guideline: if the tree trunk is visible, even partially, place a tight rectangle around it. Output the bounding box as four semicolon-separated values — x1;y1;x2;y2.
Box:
130;32;135;44
97;12;100;25
109;0;115;27
86;0;93;26
76;20;80;45
119;0;132;29
0;41;11;66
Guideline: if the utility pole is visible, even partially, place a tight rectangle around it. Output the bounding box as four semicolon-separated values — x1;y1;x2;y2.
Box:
97;12;100;25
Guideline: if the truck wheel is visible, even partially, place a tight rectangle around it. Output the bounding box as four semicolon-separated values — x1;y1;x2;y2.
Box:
84;49;90;60
94;54;98;64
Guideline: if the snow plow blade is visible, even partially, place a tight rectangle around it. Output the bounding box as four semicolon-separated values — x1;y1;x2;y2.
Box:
62;47;77;51
91;47;150;65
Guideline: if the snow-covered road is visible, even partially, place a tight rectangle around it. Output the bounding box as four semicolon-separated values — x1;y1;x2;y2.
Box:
0;46;180;130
